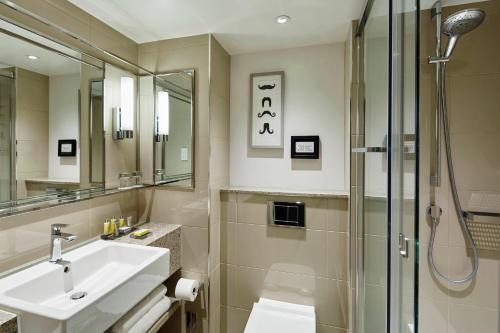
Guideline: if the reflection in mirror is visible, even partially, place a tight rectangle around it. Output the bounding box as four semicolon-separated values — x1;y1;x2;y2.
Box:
0;18;105;206
154;70;194;188
90;80;104;186
103;64;140;190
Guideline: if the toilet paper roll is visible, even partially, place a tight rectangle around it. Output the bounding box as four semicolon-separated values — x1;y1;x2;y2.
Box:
174;278;200;302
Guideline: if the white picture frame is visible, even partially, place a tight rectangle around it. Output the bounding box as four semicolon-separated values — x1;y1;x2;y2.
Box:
250;71;284;148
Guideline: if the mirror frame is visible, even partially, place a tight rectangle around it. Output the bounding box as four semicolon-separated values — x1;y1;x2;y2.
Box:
153;69;196;189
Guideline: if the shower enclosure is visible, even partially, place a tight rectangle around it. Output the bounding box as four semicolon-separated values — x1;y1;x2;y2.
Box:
351;0;419;332
0;70;14;203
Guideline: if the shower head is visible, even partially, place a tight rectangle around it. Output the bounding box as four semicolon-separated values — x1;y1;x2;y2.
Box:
442;8;485;58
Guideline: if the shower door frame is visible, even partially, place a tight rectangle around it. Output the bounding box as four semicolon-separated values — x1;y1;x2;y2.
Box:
0;69;16;203
351;0;420;332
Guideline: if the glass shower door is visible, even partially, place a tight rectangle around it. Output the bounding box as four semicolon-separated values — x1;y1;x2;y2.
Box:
0;71;14;203
354;0;419;332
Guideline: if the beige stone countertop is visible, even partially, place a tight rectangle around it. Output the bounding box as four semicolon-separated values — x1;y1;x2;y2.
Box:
0;310;16;333
221;186;349;198
112;223;181;277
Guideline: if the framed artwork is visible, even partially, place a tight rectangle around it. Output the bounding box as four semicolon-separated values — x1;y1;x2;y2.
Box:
250;71;284;148
291;136;320;159
58;139;77;157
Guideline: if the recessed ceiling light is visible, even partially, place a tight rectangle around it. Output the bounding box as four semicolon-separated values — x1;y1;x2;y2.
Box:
275;15;291;24
26;55;38;60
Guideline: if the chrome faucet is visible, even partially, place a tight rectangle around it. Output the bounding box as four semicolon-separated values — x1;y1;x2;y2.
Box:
50;224;77;263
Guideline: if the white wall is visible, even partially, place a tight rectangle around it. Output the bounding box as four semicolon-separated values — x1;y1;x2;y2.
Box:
230;43;346;191
48;73;80;181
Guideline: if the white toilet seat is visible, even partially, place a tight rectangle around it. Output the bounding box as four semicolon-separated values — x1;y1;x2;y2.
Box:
244;298;316;333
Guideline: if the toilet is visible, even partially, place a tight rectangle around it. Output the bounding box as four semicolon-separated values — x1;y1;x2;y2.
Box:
244;298;316;333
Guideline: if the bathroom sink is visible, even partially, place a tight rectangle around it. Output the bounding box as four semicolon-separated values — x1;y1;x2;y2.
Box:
0;240;170;332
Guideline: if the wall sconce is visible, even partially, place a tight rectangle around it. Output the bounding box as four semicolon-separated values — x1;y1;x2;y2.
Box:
155;90;169;142
113;76;134;140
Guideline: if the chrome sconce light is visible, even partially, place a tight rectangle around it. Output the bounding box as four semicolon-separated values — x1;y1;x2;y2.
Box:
155;90;169;142
113;76;134;140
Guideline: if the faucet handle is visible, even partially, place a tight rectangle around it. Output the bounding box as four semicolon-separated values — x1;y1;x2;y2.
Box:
51;223;69;234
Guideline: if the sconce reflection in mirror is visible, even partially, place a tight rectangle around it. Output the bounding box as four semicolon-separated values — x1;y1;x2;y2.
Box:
113;76;134;140
155;90;170;142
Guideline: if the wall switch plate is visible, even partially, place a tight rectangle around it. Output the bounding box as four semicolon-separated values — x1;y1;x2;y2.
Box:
181;148;188;161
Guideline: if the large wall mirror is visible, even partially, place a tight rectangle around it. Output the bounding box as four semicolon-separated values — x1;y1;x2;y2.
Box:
0;18;105;207
153;70;194;188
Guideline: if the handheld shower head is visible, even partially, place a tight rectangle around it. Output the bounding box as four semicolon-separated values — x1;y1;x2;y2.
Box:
442;8;485;58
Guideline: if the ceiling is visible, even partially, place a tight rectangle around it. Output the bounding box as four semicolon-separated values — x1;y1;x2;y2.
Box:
68;0;365;55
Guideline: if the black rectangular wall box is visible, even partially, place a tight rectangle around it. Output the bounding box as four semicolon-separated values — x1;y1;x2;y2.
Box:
268;201;305;228
291;136;320;159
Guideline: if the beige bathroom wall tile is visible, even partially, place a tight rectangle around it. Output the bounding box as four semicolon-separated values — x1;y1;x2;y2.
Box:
418;242;449;301
44;0;92;40
149;186;209;227
210;36;230;101
210;94;230;140
362;283;386;333
0;200;91;273
443;1;500;76
138;34;209;54
446;247;500;310
16;140;49;174
316;278;348;328
327;231;348;280
236;194;268;224
236;223;327;276
327;198;349;232
451;133;500;192
221;306;250;333
16;110;49;142
449;74;500;135
235;266;266;310
209;264;221;312
364;197;387;237
89;17;137;63
195;135;210;182
209;304;221;333
418;298;448;333
448;303;500;333
181;226;209;273
210;194;221;269
221;263;238;308
89;191;137;235
221;192;236;222
220;221;236;264
210;137;230;183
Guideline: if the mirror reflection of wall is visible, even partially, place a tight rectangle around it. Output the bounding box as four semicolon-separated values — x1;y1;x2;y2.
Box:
154;71;194;188
0;19;105;204
103;64;139;189
90;80;104;187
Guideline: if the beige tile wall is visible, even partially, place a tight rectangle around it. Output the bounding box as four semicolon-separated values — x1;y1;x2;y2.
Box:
419;1;500;332
15;68;49;198
220;191;349;333
208;35;231;333
137;34;213;333
0;190;139;274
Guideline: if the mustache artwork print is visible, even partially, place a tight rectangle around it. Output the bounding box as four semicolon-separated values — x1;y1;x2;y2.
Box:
258;110;276;118
258;84;276;90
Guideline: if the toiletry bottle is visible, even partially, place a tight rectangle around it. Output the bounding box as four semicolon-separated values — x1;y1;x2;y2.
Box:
119;216;126;228
114;219;120;237
104;219;111;236
110;216;116;235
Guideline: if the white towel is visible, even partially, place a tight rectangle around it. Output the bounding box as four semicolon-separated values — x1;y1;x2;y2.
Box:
127;297;172;333
111;285;167;333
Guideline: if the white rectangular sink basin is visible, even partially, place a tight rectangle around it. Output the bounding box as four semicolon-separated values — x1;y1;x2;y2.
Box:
0;240;170;333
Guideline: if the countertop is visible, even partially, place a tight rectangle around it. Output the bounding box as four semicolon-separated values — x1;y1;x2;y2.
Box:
0;310;16;333
112;223;181;277
221;186;349;198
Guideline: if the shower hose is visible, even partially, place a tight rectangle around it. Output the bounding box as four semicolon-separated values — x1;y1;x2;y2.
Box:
428;63;479;284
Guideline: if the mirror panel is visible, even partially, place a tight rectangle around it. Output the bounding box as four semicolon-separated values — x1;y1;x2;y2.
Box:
153;71;194;188
103;64;140;190
0;18;105;205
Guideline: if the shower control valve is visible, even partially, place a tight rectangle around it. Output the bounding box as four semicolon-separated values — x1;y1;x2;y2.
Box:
427;205;443;220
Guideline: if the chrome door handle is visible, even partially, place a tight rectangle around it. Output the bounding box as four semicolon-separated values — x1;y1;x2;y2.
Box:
352;147;387;153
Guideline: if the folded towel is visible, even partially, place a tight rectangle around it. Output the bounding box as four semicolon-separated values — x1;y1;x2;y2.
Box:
111;285;167;333
127;297;172;333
